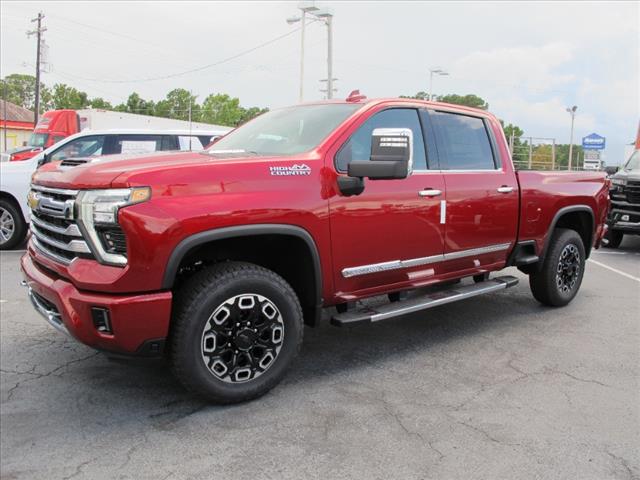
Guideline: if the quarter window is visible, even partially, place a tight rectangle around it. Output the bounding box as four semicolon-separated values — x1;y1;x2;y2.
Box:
430;111;496;170
336;108;427;171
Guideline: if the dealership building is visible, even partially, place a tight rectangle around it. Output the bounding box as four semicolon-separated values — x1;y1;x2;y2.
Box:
1;100;34;153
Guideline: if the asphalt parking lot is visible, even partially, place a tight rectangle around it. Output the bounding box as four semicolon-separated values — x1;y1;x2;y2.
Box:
1;238;639;480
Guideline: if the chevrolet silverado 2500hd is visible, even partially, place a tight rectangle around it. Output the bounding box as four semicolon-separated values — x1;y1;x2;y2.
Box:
21;93;609;403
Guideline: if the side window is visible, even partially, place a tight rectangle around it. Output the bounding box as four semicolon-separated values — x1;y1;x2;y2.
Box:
430;111;496;170
177;135;205;151
336;108;427;172
161;135;179;151
50;135;105;161
112;135;162;155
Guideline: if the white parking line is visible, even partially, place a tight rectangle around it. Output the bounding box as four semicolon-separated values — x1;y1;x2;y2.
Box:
588;259;640;282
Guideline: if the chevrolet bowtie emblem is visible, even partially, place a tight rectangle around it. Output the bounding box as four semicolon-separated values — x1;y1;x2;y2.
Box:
27;191;39;210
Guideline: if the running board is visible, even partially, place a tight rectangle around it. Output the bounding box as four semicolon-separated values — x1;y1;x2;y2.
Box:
331;276;519;327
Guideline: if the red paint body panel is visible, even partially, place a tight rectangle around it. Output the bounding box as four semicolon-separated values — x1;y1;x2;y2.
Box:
23;98;610;355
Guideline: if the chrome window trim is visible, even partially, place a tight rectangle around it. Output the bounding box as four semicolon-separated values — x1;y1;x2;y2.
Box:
341;242;511;278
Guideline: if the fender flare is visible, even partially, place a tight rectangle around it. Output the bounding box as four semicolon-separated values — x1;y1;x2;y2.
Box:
540;205;595;263
161;225;323;307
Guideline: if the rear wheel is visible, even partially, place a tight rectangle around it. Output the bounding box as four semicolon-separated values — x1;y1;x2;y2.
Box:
170;262;303;404
0;199;26;250
529;228;585;307
605;230;624;249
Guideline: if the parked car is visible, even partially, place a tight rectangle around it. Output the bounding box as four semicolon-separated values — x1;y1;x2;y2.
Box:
21;93;609;403
1;108;230;162
606;149;640;247
0;128;230;249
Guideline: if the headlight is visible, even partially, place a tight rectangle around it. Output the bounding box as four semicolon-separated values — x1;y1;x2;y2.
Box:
76;187;150;266
611;178;626;187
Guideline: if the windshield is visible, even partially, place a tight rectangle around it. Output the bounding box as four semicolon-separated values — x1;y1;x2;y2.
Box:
28;133;49;148
207;104;361;157
623;150;639;171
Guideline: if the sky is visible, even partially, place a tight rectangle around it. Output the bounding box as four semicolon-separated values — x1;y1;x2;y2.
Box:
1;1;638;164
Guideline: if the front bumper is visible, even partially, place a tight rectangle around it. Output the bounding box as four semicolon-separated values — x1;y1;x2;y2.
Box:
608;206;640;234
21;253;173;356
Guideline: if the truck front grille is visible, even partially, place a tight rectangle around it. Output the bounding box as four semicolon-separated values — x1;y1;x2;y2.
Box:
626;181;640;204
30;186;94;265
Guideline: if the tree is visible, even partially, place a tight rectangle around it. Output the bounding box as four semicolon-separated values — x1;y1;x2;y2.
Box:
437;94;489;110
199;93;267;126
115;92;155;116
88;97;112;109
155;88;198;121
238;106;269;125
400;91;489;109
0;73;51;112
49;83;90;110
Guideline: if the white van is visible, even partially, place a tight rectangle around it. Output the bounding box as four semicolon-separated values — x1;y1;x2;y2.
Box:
0;127;230;249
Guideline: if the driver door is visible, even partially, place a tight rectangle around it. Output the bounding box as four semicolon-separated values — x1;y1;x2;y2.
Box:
328;107;446;298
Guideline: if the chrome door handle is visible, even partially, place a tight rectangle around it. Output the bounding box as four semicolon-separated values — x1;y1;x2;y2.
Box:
418;189;442;197
497;186;514;193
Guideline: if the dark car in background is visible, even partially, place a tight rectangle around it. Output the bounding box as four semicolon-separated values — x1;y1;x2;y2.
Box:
606;150;640;248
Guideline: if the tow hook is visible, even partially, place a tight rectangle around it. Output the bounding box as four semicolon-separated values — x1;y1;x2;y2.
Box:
20;280;28;287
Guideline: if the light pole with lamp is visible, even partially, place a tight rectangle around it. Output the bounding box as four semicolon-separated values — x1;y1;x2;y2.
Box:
429;68;449;101
566;105;577;171
286;3;319;102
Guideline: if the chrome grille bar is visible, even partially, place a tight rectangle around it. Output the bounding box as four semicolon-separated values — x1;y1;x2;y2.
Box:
31;215;82;237
30;224;91;253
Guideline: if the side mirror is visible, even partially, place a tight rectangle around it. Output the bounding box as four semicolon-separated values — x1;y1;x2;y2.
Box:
348;128;413;180
37;152;51;168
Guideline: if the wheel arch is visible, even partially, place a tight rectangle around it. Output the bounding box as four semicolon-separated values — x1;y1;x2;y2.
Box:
162;224;323;326
0;191;27;223
541;205;595;263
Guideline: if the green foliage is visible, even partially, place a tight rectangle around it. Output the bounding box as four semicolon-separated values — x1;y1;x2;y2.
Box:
0;73;50;112
200;94;268;126
400;92;488;109
437;94;489;110
49;84;89;110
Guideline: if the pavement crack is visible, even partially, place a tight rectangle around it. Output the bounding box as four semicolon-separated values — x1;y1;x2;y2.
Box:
62;457;96;480
607;451;637;480
458;420;523;448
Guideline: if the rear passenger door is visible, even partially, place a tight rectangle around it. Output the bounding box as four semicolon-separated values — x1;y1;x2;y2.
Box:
429;110;518;272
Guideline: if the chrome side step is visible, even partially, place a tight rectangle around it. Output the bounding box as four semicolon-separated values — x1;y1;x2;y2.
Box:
330;275;519;327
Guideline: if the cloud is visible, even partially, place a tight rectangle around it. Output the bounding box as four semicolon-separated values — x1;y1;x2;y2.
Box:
452;42;576;94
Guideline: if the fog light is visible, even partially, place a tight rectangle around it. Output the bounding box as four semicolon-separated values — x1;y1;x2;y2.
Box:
91;307;112;334
621;215;630;221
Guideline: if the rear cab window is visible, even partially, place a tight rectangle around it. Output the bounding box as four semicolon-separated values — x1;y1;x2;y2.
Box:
429;111;497;170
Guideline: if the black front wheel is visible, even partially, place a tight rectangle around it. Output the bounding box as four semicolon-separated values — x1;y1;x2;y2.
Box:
604;230;624;249
529;228;586;307
170;262;303;404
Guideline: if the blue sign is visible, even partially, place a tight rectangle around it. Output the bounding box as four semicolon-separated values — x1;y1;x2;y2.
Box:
582;133;606;150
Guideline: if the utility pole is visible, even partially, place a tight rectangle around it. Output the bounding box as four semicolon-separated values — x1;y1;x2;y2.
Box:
27;12;46;126
2;80;7;152
566;105;577;171
298;9;306;102
325;13;333;99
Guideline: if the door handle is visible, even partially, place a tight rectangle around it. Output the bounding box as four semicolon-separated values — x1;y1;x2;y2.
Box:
418;189;442;197
497;186;514;193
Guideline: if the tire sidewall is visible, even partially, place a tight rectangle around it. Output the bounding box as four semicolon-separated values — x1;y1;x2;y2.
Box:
177;270;302;401
0;199;25;250
545;230;586;305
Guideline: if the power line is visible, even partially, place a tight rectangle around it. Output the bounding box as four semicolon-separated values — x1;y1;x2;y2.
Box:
57;21;316;84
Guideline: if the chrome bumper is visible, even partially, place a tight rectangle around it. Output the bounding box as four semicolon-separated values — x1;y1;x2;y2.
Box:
27;286;70;336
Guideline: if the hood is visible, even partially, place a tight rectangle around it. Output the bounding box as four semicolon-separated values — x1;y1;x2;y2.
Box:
30;150;306;190
611;168;640;183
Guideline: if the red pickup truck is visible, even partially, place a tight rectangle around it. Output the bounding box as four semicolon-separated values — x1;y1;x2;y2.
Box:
22;94;609;403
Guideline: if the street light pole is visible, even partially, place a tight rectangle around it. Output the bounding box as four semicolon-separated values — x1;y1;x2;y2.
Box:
298;10;306;102
428;68;449;101
326;14;333;99
566;105;577;171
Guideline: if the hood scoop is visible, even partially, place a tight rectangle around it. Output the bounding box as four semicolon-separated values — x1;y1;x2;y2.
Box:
59;157;96;168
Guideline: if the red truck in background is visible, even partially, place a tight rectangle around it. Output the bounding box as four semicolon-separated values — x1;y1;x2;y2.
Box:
5;109;79;162
4;108;229;162
22;93;609;403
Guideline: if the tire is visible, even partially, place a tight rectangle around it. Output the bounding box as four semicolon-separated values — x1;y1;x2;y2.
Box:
605;230;623;249
473;272;490;283
170;261;304;404
529;228;586;307
0;199;26;250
